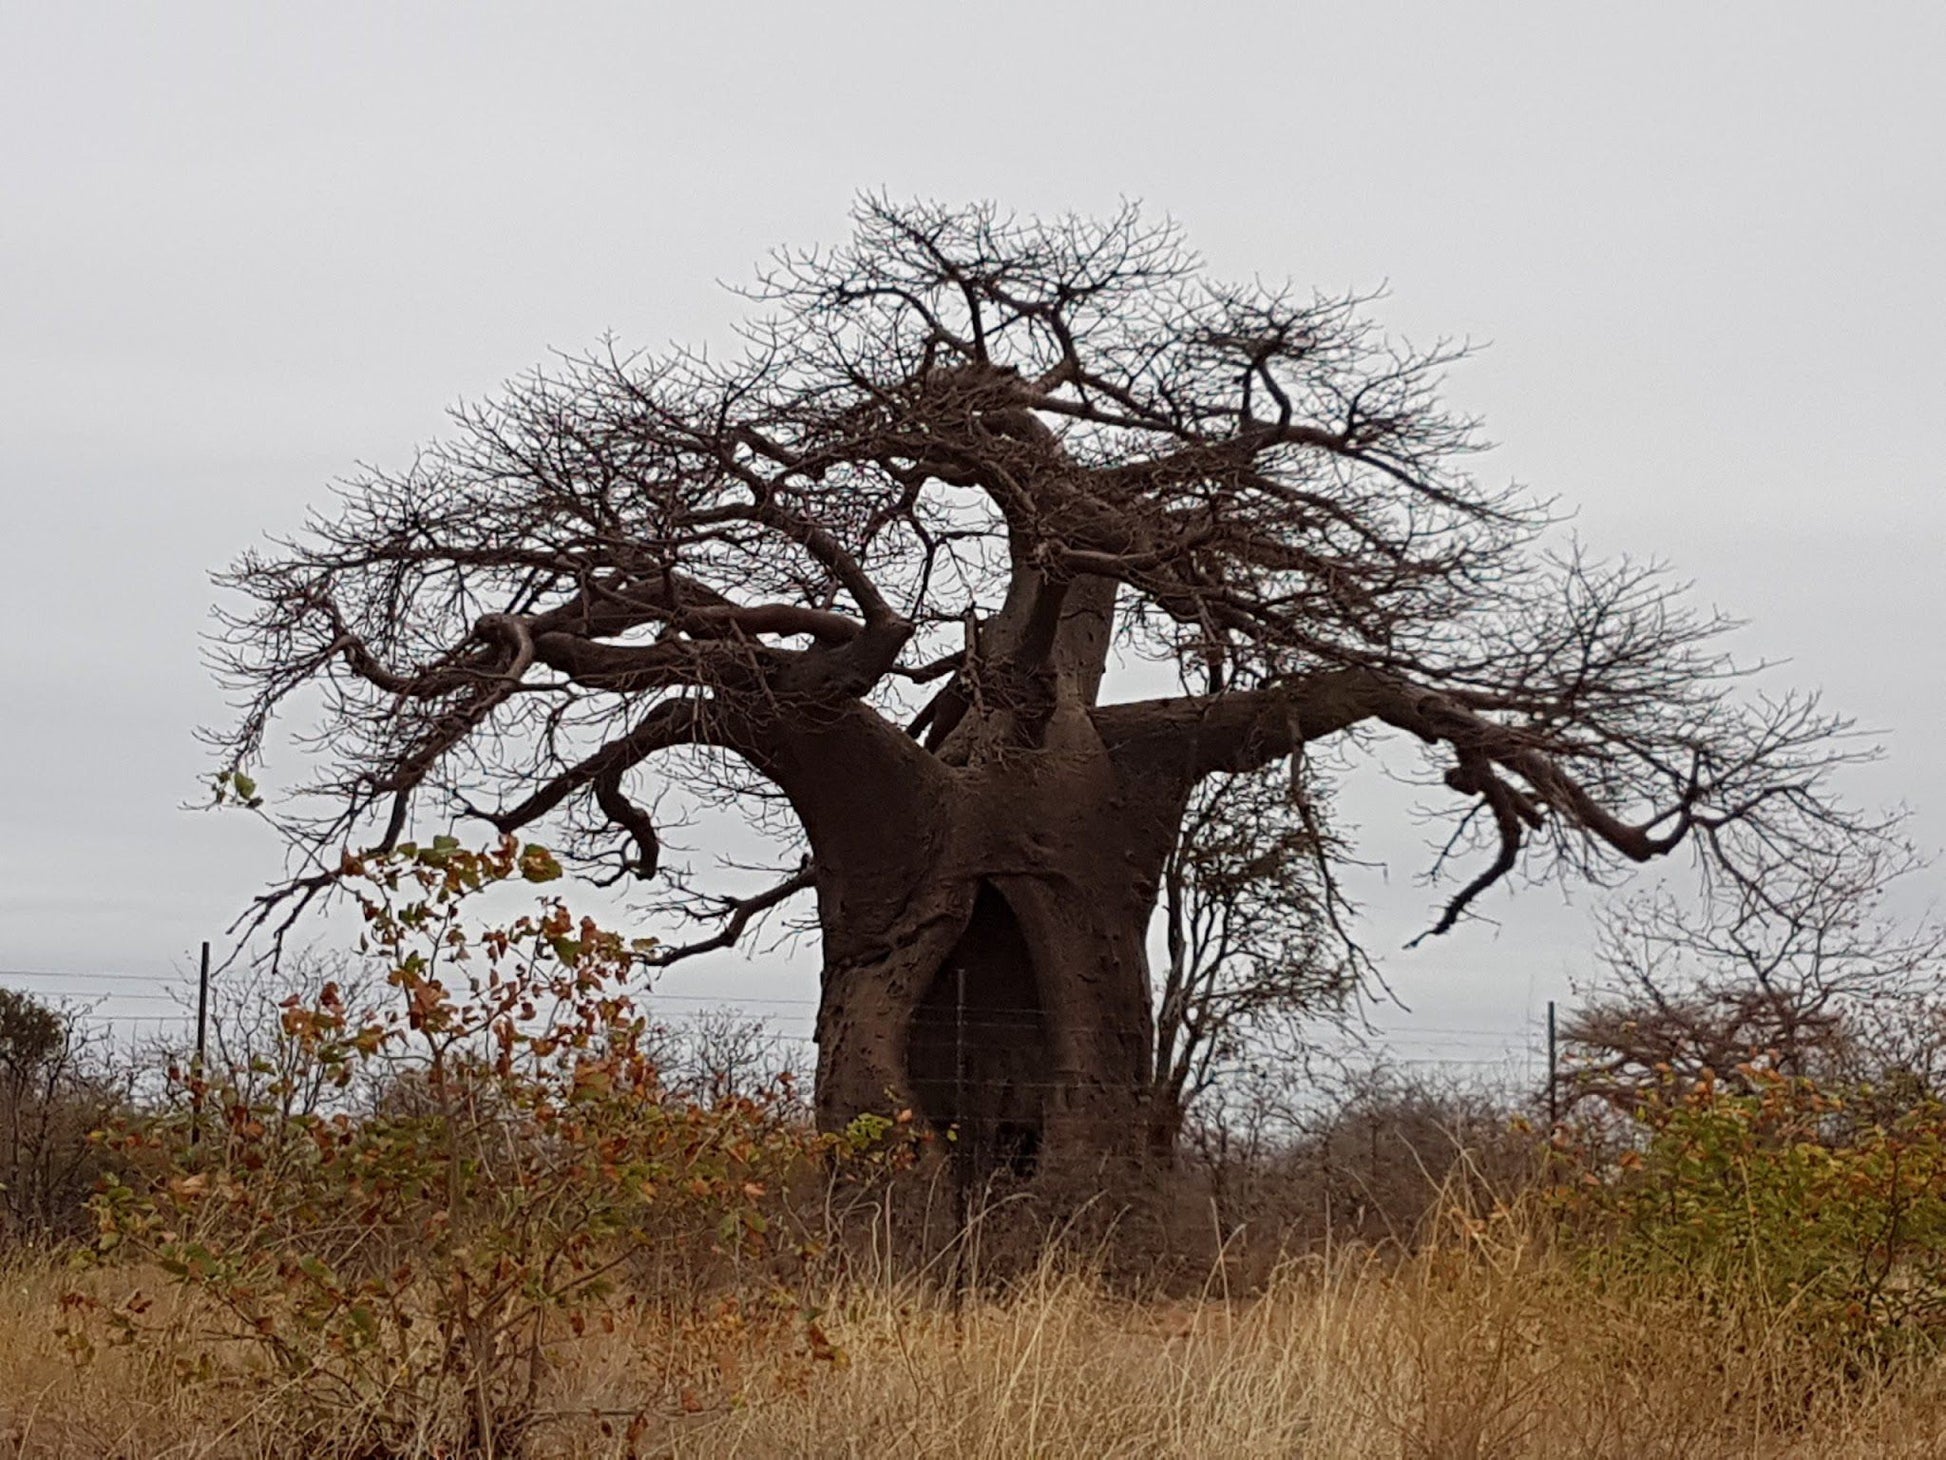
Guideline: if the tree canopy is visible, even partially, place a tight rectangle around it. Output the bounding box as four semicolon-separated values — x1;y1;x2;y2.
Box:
212;199;1875;1156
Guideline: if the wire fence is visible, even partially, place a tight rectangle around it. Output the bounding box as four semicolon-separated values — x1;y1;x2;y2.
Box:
0;964;1557;1085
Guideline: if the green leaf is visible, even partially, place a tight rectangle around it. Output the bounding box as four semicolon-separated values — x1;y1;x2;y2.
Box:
519;844;564;883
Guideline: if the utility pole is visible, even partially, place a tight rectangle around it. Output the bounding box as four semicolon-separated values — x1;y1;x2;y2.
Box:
1546;999;1559;1129
954;960;967;1181
951;958;969;1310
191;941;210;1147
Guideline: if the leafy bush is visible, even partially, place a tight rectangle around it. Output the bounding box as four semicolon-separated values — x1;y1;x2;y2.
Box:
0;988;125;1242
77;838;891;1455
1560;1067;1946;1358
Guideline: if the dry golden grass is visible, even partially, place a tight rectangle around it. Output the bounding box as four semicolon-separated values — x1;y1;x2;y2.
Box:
7;1230;1946;1459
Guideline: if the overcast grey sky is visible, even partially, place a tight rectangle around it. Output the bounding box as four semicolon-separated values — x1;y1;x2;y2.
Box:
3;2;1941;1062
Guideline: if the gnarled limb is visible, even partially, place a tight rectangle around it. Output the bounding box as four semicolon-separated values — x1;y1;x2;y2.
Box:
1098;666;1843;940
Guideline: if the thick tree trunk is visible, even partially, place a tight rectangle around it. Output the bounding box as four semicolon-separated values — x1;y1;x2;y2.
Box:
742;559;1193;1177
793;718;1183;1176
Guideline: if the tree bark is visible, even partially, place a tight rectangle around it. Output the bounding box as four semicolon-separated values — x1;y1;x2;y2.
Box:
775;691;1185;1174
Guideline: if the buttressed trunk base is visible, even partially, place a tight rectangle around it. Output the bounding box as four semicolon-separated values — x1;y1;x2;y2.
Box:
806;737;1178;1178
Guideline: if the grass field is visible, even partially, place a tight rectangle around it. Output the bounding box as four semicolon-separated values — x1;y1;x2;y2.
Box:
6;1227;1946;1459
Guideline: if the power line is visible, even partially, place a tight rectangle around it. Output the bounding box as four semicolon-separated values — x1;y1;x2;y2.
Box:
0;969;195;986
0;985;1544;1050
0;973;1540;1034
0;969;1555;1076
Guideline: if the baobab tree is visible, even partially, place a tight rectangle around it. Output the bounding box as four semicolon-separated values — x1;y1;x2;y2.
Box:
215;199;1864;1172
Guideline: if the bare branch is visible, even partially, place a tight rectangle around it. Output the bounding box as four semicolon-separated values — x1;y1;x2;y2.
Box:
644;861;817;968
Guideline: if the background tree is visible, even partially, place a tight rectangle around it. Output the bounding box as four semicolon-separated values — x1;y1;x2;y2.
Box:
1148;765;1358;1155
215;199;1869;1171
1561;834;1944;1117
0;989;124;1240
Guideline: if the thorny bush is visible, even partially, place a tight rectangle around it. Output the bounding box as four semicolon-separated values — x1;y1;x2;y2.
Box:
1559;1066;1946;1363
73;838;903;1456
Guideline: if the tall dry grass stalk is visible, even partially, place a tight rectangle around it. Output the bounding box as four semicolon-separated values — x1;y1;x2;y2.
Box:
7;1209;1946;1460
